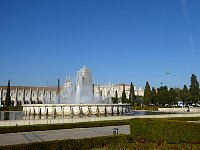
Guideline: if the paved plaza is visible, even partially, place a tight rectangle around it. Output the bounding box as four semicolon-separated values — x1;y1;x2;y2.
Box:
0;125;130;146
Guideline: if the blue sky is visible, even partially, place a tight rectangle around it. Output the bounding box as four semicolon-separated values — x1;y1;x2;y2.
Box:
0;0;200;89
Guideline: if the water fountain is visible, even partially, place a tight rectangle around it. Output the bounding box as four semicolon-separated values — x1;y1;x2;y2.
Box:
22;66;131;116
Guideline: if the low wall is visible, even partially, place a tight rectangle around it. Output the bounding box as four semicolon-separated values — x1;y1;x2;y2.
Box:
158;107;200;112
1;113;200;126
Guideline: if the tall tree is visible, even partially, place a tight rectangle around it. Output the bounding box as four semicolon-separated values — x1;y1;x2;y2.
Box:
112;90;118;104
115;90;118;99
129;82;136;100
181;85;189;105
168;88;176;105
151;87;156;105
143;81;151;105
189;74;200;104
56;79;61;104
174;88;182;104
121;84;127;103
5;80;11;107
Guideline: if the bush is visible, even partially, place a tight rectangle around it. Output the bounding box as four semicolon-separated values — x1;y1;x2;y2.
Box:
1;134;200;150
0;106;22;111
0;135;129;150
129;118;200;144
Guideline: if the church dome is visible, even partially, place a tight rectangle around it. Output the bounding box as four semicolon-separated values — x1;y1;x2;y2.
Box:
77;66;92;85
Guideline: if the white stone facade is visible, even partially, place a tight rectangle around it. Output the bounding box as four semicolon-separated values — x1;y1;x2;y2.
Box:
0;86;56;106
93;84;144;99
0;84;144;106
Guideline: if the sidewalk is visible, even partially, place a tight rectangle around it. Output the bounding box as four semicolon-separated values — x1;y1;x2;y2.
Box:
0;125;130;146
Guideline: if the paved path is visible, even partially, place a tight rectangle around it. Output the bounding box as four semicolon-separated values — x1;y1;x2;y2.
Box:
0;125;130;146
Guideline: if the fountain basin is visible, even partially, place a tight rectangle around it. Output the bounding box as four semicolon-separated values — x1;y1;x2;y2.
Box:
22;104;131;116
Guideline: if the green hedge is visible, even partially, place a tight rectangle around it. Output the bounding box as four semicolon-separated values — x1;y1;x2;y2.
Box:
129;118;200;144
0;106;22;111
132;106;159;111
1;134;200;150
105;141;200;150
0;120;129;134
0;135;129;150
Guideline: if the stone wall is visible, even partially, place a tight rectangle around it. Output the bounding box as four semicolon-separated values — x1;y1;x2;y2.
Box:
158;107;200;112
1;112;200;127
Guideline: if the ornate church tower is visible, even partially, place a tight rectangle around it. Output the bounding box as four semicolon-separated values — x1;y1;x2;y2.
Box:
62;76;74;102
64;76;72;89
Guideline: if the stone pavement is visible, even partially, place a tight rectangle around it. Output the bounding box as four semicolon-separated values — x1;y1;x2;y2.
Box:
0;125;130;146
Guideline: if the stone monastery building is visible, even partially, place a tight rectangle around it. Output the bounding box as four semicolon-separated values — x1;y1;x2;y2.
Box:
0;83;144;106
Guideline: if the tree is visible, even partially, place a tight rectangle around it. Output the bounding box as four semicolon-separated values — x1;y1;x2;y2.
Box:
5;80;11;107
129;82;136;101
112;90;118;104
189;74;200;104
121;84;127;103
143;81;151;105
56;79;61;104
181;85;189;106
168;88;176;105
155;86;168;106
151;87;156;105
115;90;118;99
174;88;182;104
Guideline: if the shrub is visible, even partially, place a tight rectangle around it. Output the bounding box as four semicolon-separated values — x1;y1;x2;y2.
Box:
1;134;200;150
0;106;22;111
129;118;200;144
0;135;129;150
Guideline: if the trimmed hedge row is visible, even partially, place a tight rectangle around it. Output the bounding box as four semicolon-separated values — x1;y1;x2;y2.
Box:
0;135;130;150
129;118;200;144
1;134;200;150
0;106;22;111
105;141;200;150
0;120;129;134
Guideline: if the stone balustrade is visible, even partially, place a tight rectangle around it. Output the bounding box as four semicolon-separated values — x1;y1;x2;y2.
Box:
22;104;131;116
